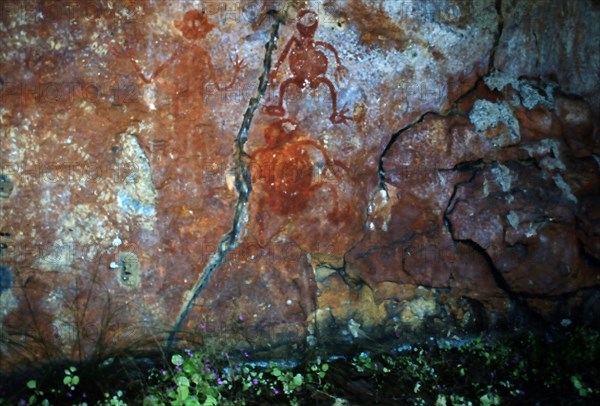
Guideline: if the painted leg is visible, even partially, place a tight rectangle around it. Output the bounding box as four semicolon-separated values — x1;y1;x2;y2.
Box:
312;77;352;124
263;78;302;116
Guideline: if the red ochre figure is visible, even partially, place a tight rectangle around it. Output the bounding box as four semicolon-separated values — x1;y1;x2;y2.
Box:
250;119;348;243
114;10;245;90
263;9;352;124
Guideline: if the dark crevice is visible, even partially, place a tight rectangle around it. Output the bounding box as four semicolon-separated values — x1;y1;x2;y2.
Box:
443;170;546;328
377;111;438;191
377;0;505;210
337;258;370;291
489;0;505;72
166;16;284;348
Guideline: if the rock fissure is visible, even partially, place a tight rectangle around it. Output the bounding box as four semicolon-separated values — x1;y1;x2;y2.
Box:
377;111;437;192
489;0;505;71
166;17;283;347
443;168;544;325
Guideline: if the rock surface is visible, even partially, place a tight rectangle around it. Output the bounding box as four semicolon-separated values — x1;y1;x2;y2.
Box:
1;0;599;370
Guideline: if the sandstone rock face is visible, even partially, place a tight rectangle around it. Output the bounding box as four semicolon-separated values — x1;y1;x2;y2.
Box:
1;0;599;370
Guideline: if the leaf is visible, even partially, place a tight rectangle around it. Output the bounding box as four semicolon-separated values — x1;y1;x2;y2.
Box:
26;380;37;389
63;376;72;385
72;376;80;385
177;385;189;401
271;368;281;377
203;395;218;406
184;396;201;406
172;355;184;366
322;364;329;372
292;374;304;386
177;376;190;387
191;373;201;385
69;366;77;372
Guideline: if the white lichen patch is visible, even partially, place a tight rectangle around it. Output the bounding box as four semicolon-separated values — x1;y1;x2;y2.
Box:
0;290;18;318
522;138;562;159
484;71;557;110
483;178;490;197
539;156;566;172
469;100;520;146
36;204;117;271
490;163;513;193
507;210;519;229
553;175;578;203
347;318;362;339
400;296;437;325
115;128;157;231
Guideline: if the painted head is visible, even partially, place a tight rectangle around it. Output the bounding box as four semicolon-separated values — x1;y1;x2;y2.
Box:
297;9;318;38
174;10;215;40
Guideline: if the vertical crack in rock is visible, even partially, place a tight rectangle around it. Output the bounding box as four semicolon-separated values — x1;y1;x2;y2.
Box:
377;112;436;192
443;164;543;329
378;0;506;193
489;0;505;72
167;18;283;348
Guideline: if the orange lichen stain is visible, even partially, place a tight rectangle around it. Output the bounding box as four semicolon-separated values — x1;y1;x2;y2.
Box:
344;0;431;52
250;119;348;241
263;9;352;124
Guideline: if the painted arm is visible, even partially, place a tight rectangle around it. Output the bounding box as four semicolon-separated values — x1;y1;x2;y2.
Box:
315;40;348;82
315;40;342;65
210;55;247;91
113;44;184;84
150;45;185;81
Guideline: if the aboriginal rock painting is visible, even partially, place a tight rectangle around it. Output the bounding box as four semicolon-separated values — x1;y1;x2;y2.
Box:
115;10;246;158
114;9;246;219
250;119;348;245
263;9;352;124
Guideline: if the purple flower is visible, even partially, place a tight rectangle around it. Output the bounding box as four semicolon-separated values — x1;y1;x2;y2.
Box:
176;366;182;372
83;392;87;398
217;378;223;385
19;400;26;405
252;378;258;385
239;314;244;321
67;392;72;398
273;387;279;395
225;352;230;360
161;369;167;375
199;323;206;329
244;352;249;358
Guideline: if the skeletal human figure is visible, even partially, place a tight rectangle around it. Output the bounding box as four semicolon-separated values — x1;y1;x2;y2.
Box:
263;9;352;124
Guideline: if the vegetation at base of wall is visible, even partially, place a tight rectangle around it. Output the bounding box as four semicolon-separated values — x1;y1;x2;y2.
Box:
1;327;599;405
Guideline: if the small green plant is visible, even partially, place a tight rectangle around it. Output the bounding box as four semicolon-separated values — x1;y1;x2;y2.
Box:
571;374;594;397
100;390;128;406
24;379;50;406
2;328;600;404
62;366;80;391
351;352;375;373
145;352;222;405
479;390;501;406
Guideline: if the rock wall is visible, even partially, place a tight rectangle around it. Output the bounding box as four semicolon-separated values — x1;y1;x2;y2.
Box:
1;0;599;370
